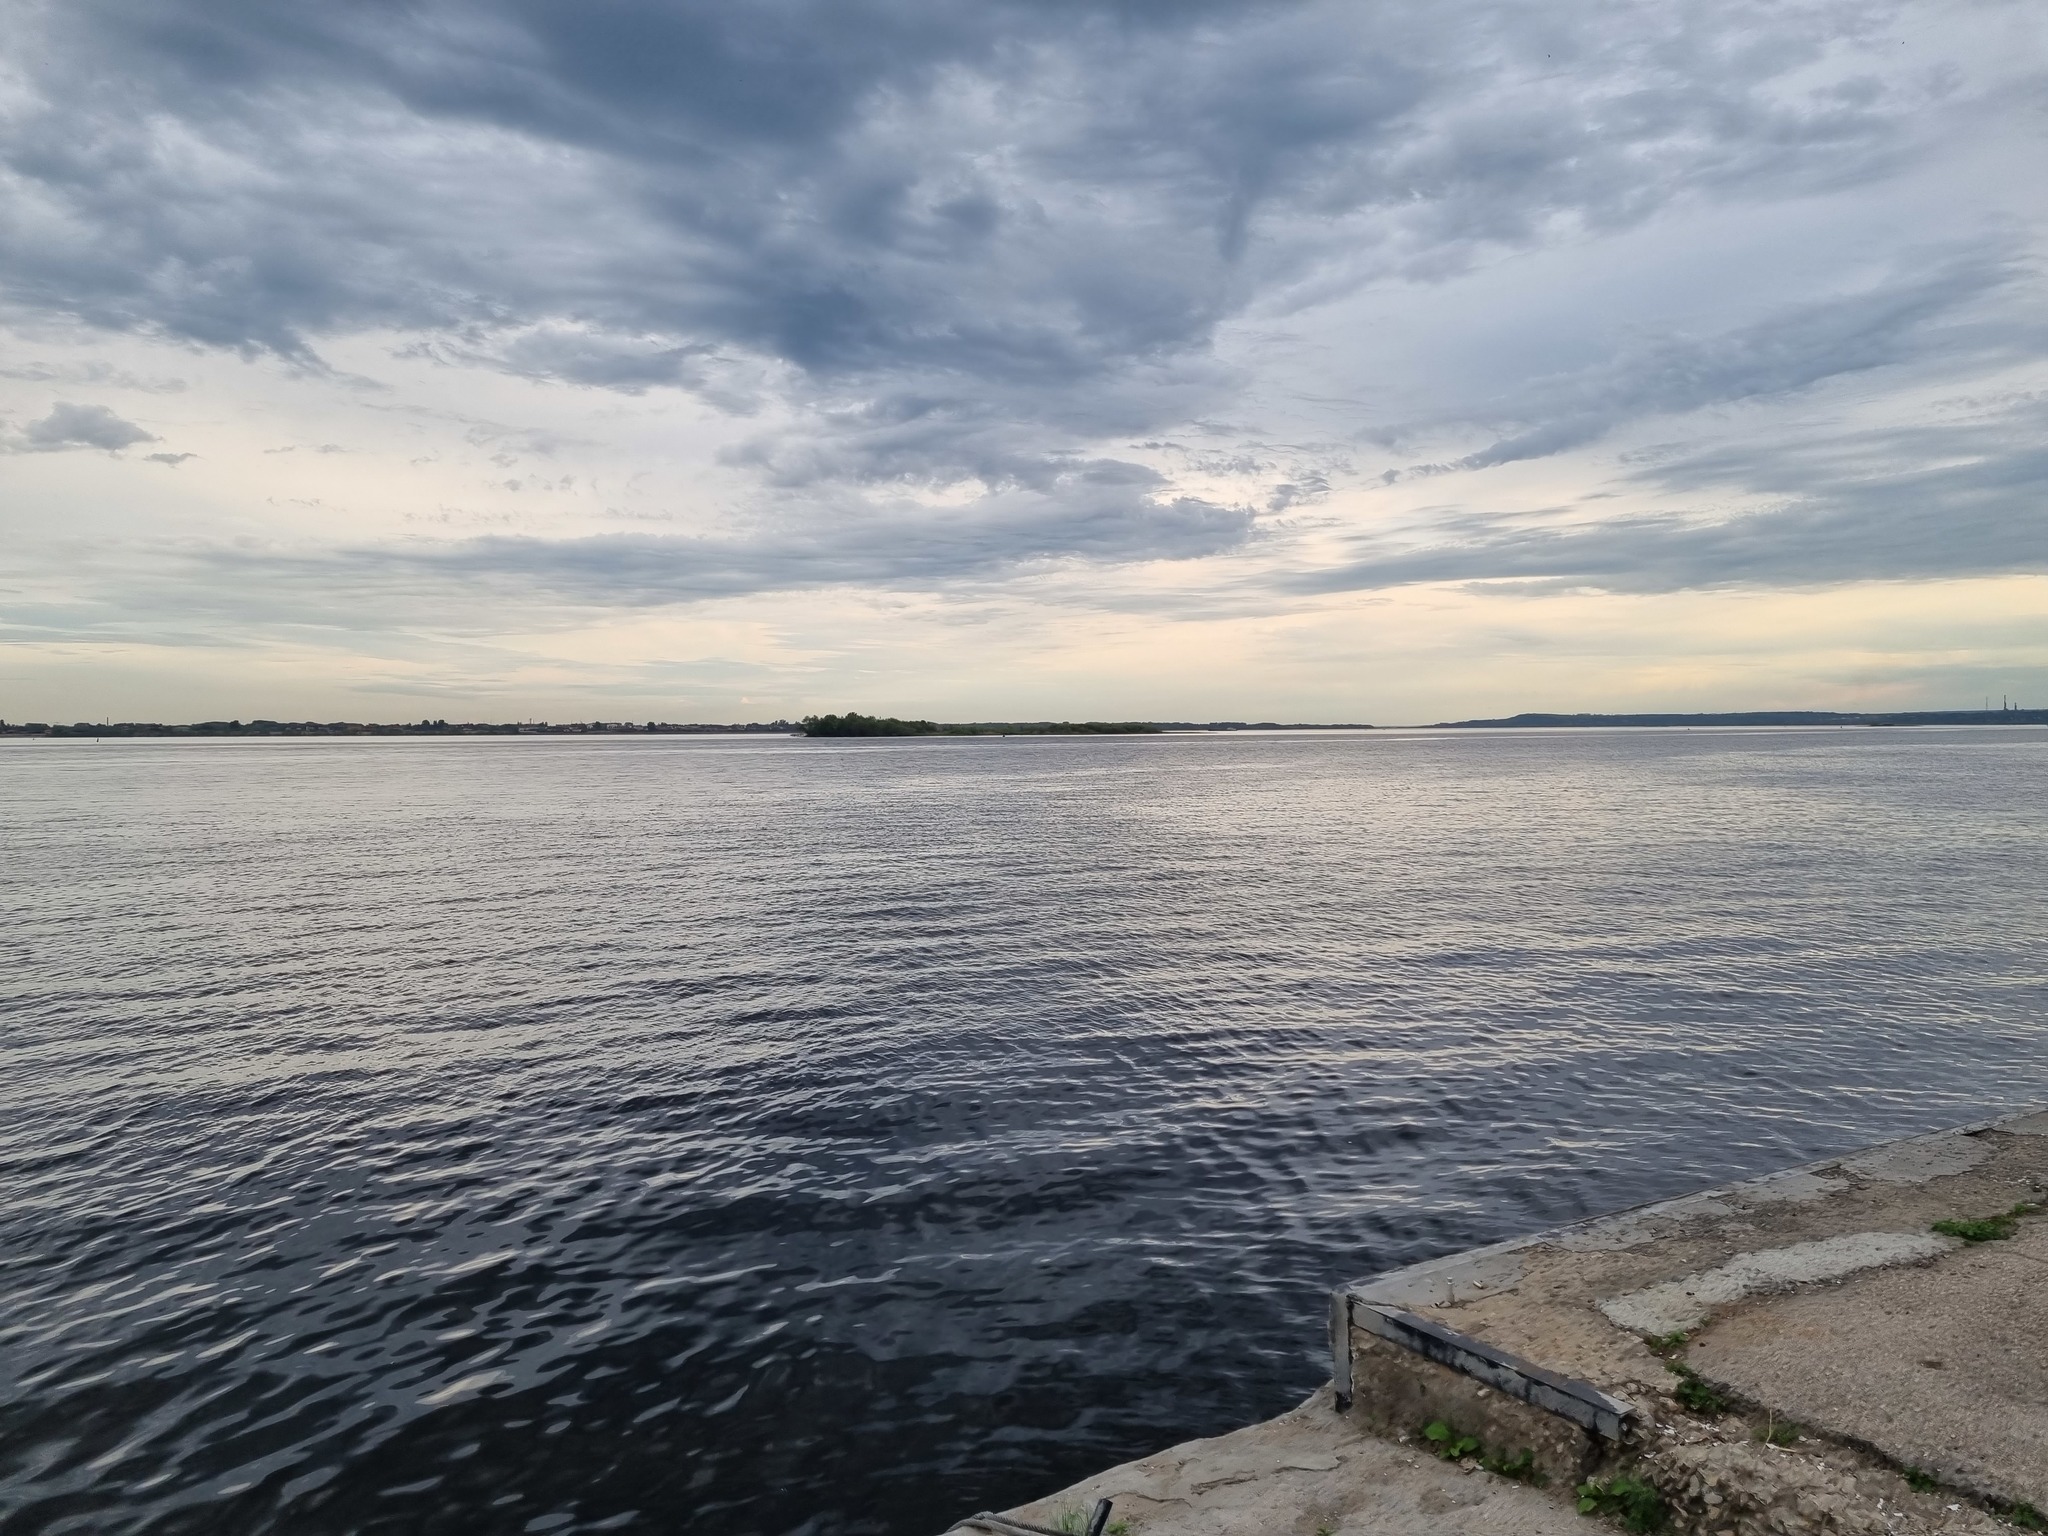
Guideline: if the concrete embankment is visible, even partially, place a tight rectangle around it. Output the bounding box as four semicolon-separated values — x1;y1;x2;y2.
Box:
946;1109;2048;1536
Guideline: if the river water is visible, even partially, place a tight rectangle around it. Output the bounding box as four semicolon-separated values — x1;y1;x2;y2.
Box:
3;727;2044;1535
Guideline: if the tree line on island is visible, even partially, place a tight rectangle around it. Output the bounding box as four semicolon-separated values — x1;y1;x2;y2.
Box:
800;712;1160;736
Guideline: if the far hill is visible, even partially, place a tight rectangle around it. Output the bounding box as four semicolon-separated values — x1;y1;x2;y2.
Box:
1427;709;2048;728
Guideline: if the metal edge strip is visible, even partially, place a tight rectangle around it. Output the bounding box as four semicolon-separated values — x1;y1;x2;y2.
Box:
1347;1299;1632;1440
1329;1287;1353;1411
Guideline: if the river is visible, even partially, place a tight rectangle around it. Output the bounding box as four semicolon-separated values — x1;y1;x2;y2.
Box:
3;727;2044;1534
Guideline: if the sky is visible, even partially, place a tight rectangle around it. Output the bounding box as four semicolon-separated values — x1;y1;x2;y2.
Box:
2;0;2045;725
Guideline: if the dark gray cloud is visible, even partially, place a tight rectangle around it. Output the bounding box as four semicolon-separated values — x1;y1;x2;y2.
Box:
0;360;186;392
194;476;1254;615
0;474;1242;649
1410;250;2029;473
1296;396;2048;594
3;4;1941;437
9;401;157;452
1;0;2036;607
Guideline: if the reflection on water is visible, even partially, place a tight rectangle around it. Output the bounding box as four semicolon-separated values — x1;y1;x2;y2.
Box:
2;728;2044;1534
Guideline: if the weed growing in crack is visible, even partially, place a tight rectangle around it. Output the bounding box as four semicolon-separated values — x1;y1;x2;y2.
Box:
1421;1420;1480;1461
1905;1468;1940;1493
1576;1474;1667;1532
1418;1421;1547;1485
1754;1414;1802;1446
1665;1362;1728;1416
1486;1448;1546;1485
2007;1500;2045;1531
1643;1330;1691;1357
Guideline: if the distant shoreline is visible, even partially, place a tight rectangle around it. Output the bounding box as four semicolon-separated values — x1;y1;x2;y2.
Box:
0;719;800;738
4;708;2044;739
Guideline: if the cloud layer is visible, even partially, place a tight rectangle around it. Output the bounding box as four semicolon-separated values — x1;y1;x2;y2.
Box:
9;4;2015;474
0;0;2044;714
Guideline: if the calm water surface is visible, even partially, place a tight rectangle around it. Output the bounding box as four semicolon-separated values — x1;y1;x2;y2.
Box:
3;728;2045;1535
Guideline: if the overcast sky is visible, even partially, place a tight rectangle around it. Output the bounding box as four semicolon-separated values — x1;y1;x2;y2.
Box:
3;0;2044;723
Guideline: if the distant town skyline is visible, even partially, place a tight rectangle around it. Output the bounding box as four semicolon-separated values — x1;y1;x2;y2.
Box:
3;0;2045;724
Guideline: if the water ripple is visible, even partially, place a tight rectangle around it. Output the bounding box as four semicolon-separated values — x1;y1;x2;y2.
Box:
2;728;2045;1534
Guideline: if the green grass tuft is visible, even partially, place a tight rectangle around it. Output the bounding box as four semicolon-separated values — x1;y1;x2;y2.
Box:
1933;1200;2041;1244
1576;1474;1667;1532
1421;1419;1482;1461
1905;1468;1940;1493
1485;1447;1547;1485
1665;1362;1728;1416
1417;1421;1546;1485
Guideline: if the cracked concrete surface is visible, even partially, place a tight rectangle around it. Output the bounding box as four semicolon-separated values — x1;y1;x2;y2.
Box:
996;1387;1589;1536
1689;1220;2048;1509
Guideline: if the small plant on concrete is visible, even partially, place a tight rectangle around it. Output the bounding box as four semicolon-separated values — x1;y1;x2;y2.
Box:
1419;1420;1547;1484
1576;1474;1667;1532
2007;1501;2046;1532
1421;1419;1482;1461
1665;1362;1728;1416
1904;1468;1940;1493
1932;1199;2041;1243
1643;1330;1691;1358
1753;1414;1802;1446
1485;1447;1547;1485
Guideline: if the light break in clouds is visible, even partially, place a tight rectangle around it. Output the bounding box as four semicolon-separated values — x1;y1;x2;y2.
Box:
1;0;2045;722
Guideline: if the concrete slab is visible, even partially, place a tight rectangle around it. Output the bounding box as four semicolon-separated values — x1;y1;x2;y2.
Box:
982;1387;1591;1536
1597;1231;1958;1336
1837;1136;1996;1185
1340;1110;2048;1532
1349;1111;2048;1397
1687;1221;2048;1510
